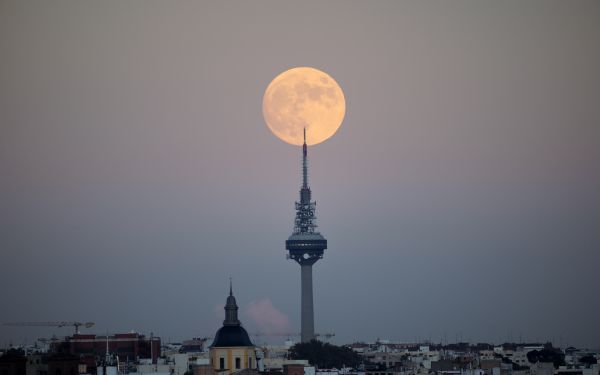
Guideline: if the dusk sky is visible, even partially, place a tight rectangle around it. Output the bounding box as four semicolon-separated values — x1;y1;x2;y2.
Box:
1;1;599;348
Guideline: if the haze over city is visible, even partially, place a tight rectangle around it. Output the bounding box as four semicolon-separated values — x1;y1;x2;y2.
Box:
1;0;599;350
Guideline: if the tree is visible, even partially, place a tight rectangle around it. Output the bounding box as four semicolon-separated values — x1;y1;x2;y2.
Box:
527;348;565;369
288;340;362;369
579;355;597;366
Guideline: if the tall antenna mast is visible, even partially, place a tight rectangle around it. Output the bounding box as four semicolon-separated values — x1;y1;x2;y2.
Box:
302;128;308;188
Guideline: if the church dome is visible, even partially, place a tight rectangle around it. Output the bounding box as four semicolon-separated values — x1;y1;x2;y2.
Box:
210;325;253;347
210;279;254;348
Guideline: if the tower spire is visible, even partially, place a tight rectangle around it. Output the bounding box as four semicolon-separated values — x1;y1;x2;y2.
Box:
224;280;240;326
302;127;308;189
293;127;317;234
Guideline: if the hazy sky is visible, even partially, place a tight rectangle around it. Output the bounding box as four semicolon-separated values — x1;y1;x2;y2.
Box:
1;1;599;349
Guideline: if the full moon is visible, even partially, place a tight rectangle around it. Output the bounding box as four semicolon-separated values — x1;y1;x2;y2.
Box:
263;67;345;146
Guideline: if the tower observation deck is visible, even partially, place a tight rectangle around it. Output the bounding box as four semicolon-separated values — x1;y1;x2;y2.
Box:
285;128;327;343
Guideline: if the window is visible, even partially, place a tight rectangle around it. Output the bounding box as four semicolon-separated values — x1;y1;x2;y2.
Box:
219;358;225;369
235;358;241;369
248;358;252;369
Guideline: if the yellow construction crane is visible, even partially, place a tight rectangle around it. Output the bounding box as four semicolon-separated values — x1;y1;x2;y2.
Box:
2;321;95;334
251;332;335;341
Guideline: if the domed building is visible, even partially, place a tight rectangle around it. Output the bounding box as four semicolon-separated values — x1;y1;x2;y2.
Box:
209;282;256;375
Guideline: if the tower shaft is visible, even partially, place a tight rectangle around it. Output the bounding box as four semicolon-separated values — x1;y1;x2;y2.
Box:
300;264;314;342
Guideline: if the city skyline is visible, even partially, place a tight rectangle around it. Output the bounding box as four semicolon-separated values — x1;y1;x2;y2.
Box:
1;1;599;349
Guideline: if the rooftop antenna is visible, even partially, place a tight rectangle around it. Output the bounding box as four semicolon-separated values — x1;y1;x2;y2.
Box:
105;332;110;364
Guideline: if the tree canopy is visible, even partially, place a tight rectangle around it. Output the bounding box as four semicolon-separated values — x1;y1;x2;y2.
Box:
579;355;597;366
527;348;565;369
288;340;362;369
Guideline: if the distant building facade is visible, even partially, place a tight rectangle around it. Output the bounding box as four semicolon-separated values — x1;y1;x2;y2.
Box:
0;349;27;375
50;332;160;372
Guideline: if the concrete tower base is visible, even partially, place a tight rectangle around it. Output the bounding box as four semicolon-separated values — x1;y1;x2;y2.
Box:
300;264;315;343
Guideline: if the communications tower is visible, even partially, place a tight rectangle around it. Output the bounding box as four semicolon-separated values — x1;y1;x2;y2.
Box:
285;129;327;343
